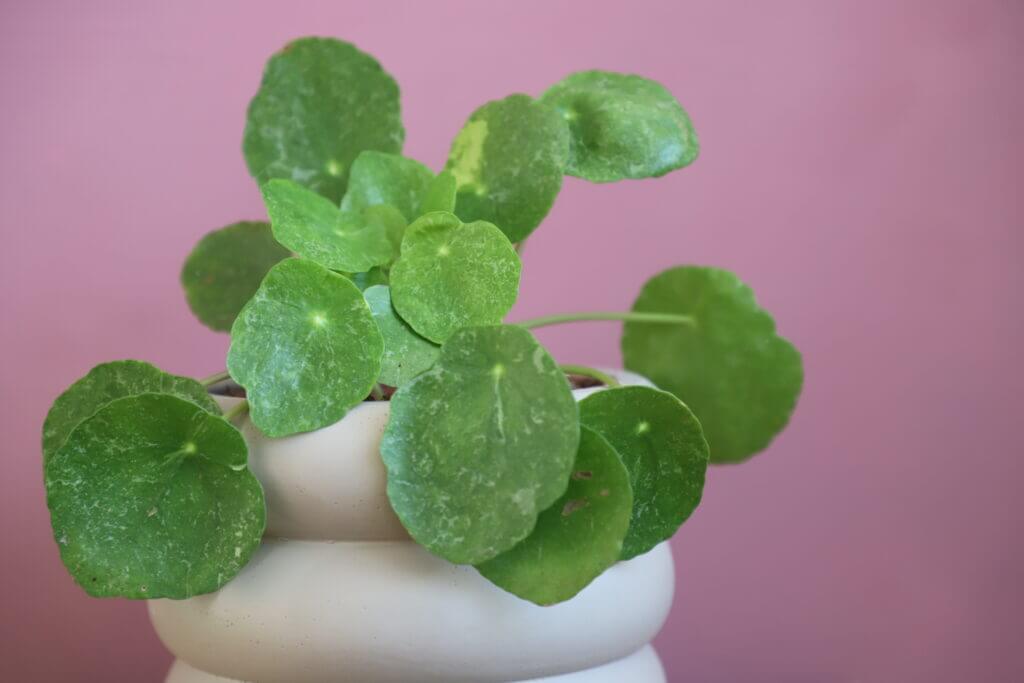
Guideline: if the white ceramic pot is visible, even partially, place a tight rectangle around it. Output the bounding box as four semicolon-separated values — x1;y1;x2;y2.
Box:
149;371;674;683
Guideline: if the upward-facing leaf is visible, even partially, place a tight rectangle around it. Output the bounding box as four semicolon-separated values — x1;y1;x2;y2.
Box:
339;151;434;221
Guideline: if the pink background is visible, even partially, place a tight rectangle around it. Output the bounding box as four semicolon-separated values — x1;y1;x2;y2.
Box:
2;1;1020;681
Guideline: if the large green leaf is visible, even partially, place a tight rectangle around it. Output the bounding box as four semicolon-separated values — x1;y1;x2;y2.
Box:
180;221;291;332
389;212;521;343
621;266;803;463
45;393;265;599
381;325;579;565
475;425;633;605
227;258;383;436
42;360;219;464
339;151;434;221
579;386;707;559
540;71;699;182
243;37;404;203
419;170;457;215
444;94;569;242
364;285;439;387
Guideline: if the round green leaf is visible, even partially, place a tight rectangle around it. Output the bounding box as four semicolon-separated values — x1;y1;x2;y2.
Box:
227;258;384;437
363;204;408;256
389;212;521;343
444;94;569;242
45;393;265;599
621;266;803;463
243;37;404;203
364;285;439;387
475;425;633;605
262;179;393;272
540;71;699;182
42;360;219;464
339;151;434;221
579;386;708;559
381;325;580;565
419;170;457;215
181;221;291;332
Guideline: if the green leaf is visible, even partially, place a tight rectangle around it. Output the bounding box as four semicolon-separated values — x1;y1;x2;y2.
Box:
621;266;803;463
227;258;383;436
579;386;708;559
243;37;404;203
419;170;457;215
262;179;394;272
381;325;579;564
339;151;434;221
45;393;265;599
364;285;439;387
444;94;569;242
475;425;633;605
42;360;219;464
540;71;699;182
180;221;291;332
363;204;408;255
349;266;390;291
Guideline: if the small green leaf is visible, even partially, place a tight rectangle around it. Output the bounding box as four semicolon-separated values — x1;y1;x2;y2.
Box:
45;393;265;599
444;94;569;242
389;212;521;343
621;266;803;463
243;37;404;203
181;221;291;332
364;285;439;387
475;425;633;605
42;360;219;464
339;151;434;221
419;170;457;215
363;204;408;255
349;266;390;291
579;386;708;559
227;258;383;436
262;179;393;272
381;325;579;564
540;71;699;182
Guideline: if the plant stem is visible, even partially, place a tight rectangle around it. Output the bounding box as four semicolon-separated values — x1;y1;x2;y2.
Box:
559;364;620;387
370;384;385;400
516;311;696;330
515;238;528;256
223;400;249;423
199;370;231;387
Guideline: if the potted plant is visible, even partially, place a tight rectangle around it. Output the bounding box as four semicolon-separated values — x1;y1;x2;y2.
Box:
42;37;803;683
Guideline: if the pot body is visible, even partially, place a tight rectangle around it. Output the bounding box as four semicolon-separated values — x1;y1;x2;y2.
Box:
149;371;674;682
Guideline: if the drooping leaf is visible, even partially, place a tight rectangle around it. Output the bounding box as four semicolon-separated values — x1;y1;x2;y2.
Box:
389;212;521;343
419;170;457;215
621;266;803;463
444;94;569;242
45;393;265;599
579;386;708;559
227;258;383;436
540;71;699;182
475;425;633;605
243;37;404;203
381;325;579;564
262;179;393;272
364;285;439;387
42;360;219;464
339;151;434;221
180;221;291;332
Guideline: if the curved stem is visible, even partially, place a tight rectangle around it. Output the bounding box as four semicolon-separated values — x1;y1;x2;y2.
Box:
559;364;620;387
199;370;231;387
223;399;249;423
370;384;385;401
516;311;696;330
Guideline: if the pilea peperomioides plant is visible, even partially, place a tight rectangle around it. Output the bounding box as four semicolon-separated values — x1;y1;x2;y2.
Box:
43;36;803;607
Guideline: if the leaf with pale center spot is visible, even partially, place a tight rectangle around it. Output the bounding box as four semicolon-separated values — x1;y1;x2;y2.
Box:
42;360;220;464
227;258;383;437
579;385;708;559
364;285;439;387
389;211;521;343
419;170;457;214
540;71;699;182
339;151;434;221
45;393;265;599
621;266;803;463
381;325;579;565
243;37;404;203
444;94;569;242
475;425;632;605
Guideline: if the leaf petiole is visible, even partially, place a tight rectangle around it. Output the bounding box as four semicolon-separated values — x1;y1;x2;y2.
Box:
223;400;250;423
559;364;620;387
199;370;231;387
515;311;696;330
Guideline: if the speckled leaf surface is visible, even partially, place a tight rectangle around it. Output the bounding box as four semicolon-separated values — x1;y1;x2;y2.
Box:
262;179;393;272
621;266;803;463
42;360;219;464
540;71;699;182
475;426;632;605
227;258;383;437
364;285;439;387
579;386;707;559
45;393;265;599
444;95;569;242
339;151;434;221
389;212;521;343
243;37;404;203
381;325;579;564
419;170;457;215
181;221;291;332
